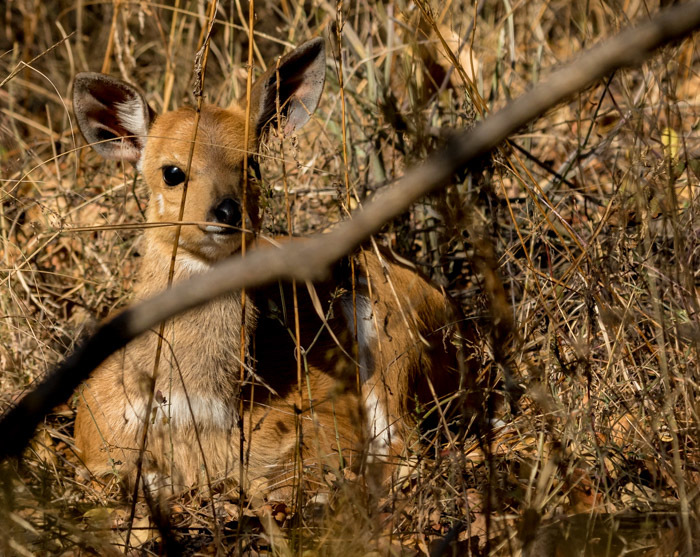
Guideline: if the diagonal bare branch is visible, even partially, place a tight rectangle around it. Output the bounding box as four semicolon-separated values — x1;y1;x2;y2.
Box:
1;0;700;461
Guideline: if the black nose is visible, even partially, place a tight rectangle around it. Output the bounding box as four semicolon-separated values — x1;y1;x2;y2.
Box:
213;198;242;228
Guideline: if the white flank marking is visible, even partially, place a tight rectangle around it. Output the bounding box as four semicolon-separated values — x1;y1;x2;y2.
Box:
341;295;394;457
364;389;392;455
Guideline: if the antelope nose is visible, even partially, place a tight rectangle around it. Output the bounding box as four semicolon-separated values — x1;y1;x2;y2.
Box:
213;198;242;228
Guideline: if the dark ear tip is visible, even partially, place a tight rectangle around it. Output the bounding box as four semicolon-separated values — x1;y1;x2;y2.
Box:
73;72;145;95
73;73;122;99
73;72;98;92
73;72;108;86
292;37;325;60
304;37;325;50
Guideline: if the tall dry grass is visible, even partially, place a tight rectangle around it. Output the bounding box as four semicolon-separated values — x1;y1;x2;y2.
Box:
1;0;700;555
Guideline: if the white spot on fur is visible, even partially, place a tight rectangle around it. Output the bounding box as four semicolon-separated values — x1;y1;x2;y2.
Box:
142;471;164;492
124;393;233;432
155;193;165;215
308;492;329;505
165;393;233;429
341;295;394;457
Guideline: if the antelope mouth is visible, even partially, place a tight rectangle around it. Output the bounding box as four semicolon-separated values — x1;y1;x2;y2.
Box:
201;224;237;236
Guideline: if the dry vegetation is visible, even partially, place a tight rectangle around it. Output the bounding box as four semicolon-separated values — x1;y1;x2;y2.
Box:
2;0;700;555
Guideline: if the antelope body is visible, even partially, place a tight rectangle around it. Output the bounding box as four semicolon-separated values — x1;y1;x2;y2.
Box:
72;38;465;498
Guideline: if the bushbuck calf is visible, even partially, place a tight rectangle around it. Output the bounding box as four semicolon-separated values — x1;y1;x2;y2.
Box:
72;38;466;499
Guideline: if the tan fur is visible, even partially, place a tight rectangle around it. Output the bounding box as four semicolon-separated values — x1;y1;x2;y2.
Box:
73;40;466;500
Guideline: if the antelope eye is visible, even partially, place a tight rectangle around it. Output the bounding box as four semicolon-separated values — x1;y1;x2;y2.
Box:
162;165;186;186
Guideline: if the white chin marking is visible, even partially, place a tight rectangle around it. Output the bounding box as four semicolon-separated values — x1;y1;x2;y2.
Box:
177;254;211;275
200;244;229;259
205;225;226;233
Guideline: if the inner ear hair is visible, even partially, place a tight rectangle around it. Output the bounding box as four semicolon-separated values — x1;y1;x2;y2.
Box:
73;73;154;164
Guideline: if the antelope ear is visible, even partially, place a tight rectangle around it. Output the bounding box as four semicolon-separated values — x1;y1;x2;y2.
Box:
73;73;155;164
243;37;326;136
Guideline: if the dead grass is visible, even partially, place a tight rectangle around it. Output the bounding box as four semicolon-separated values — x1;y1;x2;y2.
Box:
2;0;700;555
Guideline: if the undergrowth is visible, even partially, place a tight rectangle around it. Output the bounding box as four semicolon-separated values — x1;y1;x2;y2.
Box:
1;0;700;555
